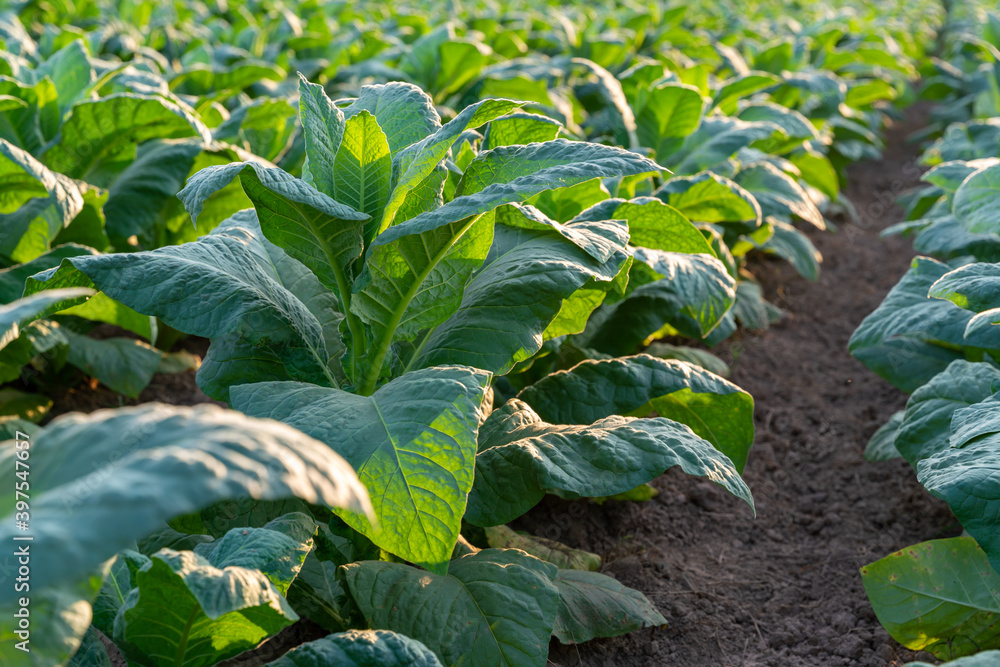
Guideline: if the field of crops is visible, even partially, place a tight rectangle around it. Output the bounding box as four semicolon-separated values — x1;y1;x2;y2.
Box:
2;0;1000;665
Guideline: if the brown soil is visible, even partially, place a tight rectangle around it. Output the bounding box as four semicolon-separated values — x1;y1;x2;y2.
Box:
531;104;959;666
37;105;955;667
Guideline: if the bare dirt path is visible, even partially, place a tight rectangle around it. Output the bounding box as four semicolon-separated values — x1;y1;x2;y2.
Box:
536;105;958;667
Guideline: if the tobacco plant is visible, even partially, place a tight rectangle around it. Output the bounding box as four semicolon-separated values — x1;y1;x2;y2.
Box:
21;76;757;666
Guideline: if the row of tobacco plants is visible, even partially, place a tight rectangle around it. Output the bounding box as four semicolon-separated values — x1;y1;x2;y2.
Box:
851;2;1000;665
0;0;942;664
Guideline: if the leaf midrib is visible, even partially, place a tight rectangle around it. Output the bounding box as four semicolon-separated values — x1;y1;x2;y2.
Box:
173;606;200;667
366;396;433;555
357;213;482;395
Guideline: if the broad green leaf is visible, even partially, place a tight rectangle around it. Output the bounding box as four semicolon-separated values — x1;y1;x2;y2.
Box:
408;207;629;374
193;513;317;595
67;627;113;667
572;197;714;255
286;556;346;632
213;98;296;163
643;341;731;377
552;570;666;644
789;146;839;200
0;572;104;667
178;162;369;298
114;549;298;667
54;183;108;254
924;159;998;194
284;516;380;630
894;361;1000;465
265;630;443;667
42;93;210;181
190;498;316;539
912;217;1000;264
0;288;92;350
614;198;716;255
36;39;93;113
171;60;285;96
0;139;84;264
849;257;1000;393
656;172;761;224
517;354;754;472
102;139;249;244
455;139;659;199
543;255;631;343
45;286;153;340
483;112;561;149
484;525;601;571
0;96;26;112
396;164;447;224
196;332;293;399
478;72;552;102
298;74;345;197
432;39;491;99
845;79;898;108
400;22;453;87
92;551;148;637
730;217;775;258
288;517;384;632
584;249;736;351
0;243;97;304
382;98;523;230
756;219;821;281
919;413;1000;572
861;537;1000;660
924;120;1000;164
226;211;346;384
954;163;1000;235
61;328;162;398
671;117;778;175
950;393;1000;447
0;403;371;605
712;72;780;115
342;549;559;667
738;103;818;143
734;163;826;229
26;216;338;398
864;411;904;462
0;13;36;57
343;82;441;154
229;366;490;573
0;388;51;422
635;83;704;161
0;416;38;440
529;178;610;223
467;399;753;526
573;57;637;147
0;77;52;155
334;111;392;234
931;261;1000;316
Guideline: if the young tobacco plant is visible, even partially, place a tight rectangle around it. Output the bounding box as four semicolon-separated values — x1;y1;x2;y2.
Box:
27;77;756;666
